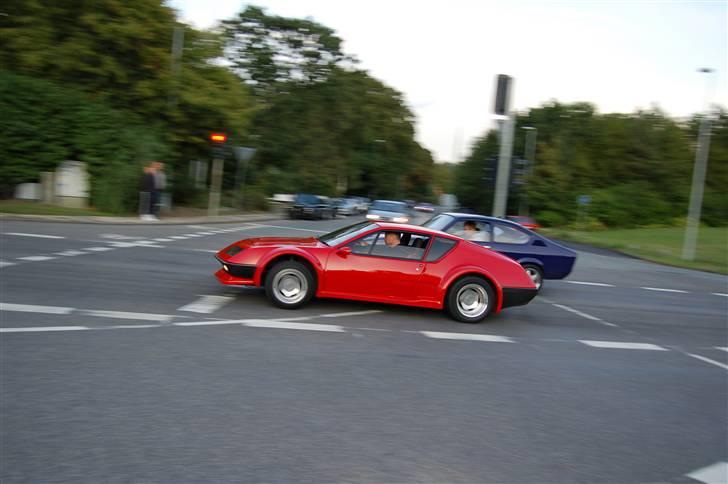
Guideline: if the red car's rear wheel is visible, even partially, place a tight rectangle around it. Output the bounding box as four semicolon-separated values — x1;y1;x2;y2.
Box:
446;276;495;323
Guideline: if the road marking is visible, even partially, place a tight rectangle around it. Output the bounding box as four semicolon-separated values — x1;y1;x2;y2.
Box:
0;261;17;268
566;281;615;287
55;250;86;256
153;238;174;242
421;331;514;343
177;295;234;314
641;287;688;293
686;461;728;484
5;232;65;239
1;303;74;314
246;223;327;233
79;310;174;322
686;354;728;371
551;303;618;327
100;324;163;330
579;340;668;351
99;234;141;240
17;255;56;262
242;320;345;332
83;247;114;252
170;236;188;239
174;320;244;327
319;310;383;318
716;347;728;352
1;326;88;333
107;241;164;248
712;293;728;297
187;249;219;253
196;232;215;235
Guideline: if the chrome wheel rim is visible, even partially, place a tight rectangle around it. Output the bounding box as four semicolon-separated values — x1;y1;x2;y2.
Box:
272;269;308;304
456;283;489;318
525;267;542;289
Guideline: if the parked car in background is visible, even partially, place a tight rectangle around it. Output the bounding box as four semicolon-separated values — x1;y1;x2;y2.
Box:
333;198;358;216
506;215;541;231
289;193;336;220
414;202;435;213
214;221;537;323
422;212;576;291
366;200;411;223
350;196;370;213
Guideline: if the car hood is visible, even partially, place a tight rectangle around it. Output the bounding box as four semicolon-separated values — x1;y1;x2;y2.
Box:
239;236;322;248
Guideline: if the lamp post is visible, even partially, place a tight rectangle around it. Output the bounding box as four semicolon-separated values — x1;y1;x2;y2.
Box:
682;68;715;261
519;126;537;216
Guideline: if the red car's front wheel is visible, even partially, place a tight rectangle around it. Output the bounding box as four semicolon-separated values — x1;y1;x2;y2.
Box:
265;261;316;309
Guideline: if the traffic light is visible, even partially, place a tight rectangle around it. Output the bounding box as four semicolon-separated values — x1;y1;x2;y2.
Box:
493;74;512;115
209;132;229;158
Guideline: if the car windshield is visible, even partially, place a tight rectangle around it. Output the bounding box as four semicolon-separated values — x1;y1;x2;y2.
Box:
370;201;406;212
422;214;454;231
318;221;376;246
295;194;319;204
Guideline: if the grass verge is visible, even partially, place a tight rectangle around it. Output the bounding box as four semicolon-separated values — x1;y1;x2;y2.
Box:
542;226;728;275
0;201;117;217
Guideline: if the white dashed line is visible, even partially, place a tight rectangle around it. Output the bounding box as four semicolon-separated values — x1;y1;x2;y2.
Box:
579;340;667;351
712;293;728;297
177;295;234;314
17;255;56;262
170;236;188;240
242;320;345;332
686;354;728;371
319;310;383;318
1;326;88;333
716;347;728;352
686;461;728;484
551;303;618;327
174;320;244;327
565;281;615;287
5;232;65;239
421;331;514;343
79;310;174;322
1;303;74;314
153;238;173;242
83;247;114;252
0;261;17;268
55;250;86;256
641;287;688;294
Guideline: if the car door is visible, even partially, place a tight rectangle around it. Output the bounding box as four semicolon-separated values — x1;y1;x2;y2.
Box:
324;230;430;302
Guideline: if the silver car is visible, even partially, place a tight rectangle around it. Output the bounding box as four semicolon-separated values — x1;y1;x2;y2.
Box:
365;200;411;223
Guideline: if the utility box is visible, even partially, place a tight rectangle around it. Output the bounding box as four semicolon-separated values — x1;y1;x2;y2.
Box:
55;161;89;208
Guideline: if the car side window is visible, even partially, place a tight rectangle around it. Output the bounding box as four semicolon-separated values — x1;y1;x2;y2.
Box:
370;231;431;261
445;220;491;242
347;233;378;255
425;237;457;262
492;224;530;244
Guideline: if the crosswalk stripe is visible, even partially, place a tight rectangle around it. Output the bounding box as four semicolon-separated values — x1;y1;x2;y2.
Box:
17;256;56;262
579;340;667;351
177;295;234;314
1;303;74;314
421;331;514;343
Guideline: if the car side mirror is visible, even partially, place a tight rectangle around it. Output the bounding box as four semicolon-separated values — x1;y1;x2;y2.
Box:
337;246;352;257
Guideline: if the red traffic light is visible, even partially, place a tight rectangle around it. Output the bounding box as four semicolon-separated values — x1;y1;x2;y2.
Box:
210;133;227;143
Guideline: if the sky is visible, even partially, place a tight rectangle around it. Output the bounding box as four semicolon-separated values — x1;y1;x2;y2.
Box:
168;0;727;163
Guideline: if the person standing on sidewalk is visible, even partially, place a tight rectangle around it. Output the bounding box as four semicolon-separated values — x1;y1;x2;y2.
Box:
139;163;157;221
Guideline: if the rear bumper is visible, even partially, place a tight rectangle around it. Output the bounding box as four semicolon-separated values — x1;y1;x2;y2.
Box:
501;287;538;308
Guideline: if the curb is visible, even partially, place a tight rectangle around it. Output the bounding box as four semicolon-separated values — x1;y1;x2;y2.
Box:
0;212;280;225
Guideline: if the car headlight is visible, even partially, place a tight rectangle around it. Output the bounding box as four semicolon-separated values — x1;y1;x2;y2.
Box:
392;217;409;223
366;214;380;220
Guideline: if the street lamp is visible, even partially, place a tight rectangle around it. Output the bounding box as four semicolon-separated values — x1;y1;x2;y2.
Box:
682;67;715;261
519;126;537;216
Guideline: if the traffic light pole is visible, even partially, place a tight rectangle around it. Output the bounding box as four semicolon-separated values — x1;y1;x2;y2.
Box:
208;157;223;216
492;114;515;218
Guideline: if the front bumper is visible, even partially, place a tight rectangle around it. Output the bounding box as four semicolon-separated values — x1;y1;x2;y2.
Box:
501;287;538;308
214;257;257;286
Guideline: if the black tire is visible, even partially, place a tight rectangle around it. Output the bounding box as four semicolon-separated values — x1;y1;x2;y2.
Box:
446;276;496;323
522;264;543;292
264;260;316;309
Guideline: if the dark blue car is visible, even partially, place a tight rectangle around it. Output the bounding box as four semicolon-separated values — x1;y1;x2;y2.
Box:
423;213;577;291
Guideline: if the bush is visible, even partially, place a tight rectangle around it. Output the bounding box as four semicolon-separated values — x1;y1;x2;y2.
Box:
0;72;167;213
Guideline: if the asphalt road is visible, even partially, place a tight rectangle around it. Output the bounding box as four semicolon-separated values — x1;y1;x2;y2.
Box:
1;216;726;484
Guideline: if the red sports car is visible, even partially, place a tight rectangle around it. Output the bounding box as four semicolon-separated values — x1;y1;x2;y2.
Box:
214;221;537;323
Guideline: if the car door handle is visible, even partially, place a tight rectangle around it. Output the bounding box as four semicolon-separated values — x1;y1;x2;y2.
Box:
416;263;424;272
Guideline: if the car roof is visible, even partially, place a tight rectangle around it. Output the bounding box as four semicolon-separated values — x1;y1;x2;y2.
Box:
439;212;535;230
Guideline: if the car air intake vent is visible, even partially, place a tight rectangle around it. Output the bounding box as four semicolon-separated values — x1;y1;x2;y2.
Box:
226;245;243;257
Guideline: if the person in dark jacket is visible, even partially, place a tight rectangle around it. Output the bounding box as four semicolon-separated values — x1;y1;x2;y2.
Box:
139;164;157;221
